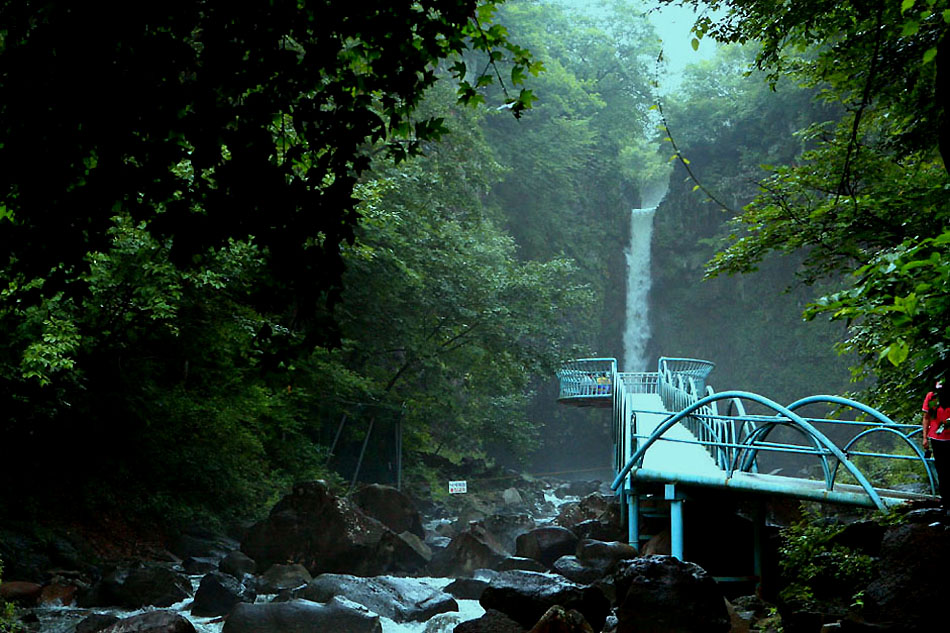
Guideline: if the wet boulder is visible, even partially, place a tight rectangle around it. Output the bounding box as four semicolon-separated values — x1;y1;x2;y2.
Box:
256;563;312;594
528;605;595;633
428;524;508;577
474;514;537;555
554;481;603;499
570;519;624;543
296;573;457;622
350;484;425;539
497;556;548;573
515;526;579;567
75;613;120;633
219;550;256;579
181;556;218;575
480;570;610;631
222;597;382;633
445;576;491;600
191;570;256;617
99;610;196;633
0;581;42;606
555;493;621;539
860;516;950;631
169;527;237;561
502;488;525;507
38;581;79;606
240;480;394;576
382;529;432;573
454;609;526;633
87;564;192;609
554;540;638;584
612;555;729;633
552;556;601;585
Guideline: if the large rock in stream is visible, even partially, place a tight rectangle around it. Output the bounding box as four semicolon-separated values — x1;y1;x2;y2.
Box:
294;573;458;622
479;570;609;631
80;564;192;609
241;480;422;576
222;597;382;633
350;484;425;539
611;555;730;633
428;524;508;577
515;526;579;567
99;610;196;633
191;570;256;617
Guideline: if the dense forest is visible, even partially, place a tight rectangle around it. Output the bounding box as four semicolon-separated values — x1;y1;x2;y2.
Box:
1;0;948;539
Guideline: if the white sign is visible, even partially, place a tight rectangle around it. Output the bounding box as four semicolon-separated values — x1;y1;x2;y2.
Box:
448;480;468;494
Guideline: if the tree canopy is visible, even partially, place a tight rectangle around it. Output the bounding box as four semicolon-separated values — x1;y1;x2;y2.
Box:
0;1;556;521
0;0;538;350
669;0;950;414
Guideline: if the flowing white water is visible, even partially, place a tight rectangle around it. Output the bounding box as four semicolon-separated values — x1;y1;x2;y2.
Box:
623;206;656;372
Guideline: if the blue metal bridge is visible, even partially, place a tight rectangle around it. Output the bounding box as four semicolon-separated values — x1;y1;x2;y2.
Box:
557;357;937;571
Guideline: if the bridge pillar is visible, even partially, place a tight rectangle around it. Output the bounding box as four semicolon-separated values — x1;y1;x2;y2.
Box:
665;483;685;560
626;486;640;552
752;502;765;590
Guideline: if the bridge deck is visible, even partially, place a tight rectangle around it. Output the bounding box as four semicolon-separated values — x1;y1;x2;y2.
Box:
629;393;723;477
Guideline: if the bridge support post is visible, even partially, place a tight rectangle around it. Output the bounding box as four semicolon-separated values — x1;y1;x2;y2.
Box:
752;502;765;591
665;483;685;560
626;485;640;552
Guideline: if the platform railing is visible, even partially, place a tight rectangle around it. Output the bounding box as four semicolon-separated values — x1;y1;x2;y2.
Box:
556;358;617;399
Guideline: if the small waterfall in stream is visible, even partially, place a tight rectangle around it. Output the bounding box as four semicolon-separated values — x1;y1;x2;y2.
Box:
623;206;657;372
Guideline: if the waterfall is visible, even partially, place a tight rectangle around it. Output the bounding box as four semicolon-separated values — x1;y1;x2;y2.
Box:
623;206;656;372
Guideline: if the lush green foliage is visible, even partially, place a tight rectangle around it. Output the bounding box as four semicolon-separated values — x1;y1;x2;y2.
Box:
778;513;876;611
665;0;950;417
0;1;553;522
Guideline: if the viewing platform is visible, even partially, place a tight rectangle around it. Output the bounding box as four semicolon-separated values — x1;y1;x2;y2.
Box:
555;358;616;407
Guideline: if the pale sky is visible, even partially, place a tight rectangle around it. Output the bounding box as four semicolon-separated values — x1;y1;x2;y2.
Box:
549;0;723;89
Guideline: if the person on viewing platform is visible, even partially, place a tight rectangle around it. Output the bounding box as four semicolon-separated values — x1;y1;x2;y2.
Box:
922;378;950;506
581;373;596;395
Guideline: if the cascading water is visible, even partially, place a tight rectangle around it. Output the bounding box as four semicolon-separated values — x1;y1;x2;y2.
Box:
623;206;657;372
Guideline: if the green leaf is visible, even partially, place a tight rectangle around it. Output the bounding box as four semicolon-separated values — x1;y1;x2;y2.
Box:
901;20;920;36
901;0;916;14
885;340;910;366
923;47;939;63
690;38;700;51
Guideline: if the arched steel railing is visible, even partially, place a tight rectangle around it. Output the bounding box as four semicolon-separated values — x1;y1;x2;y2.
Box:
557;356;937;509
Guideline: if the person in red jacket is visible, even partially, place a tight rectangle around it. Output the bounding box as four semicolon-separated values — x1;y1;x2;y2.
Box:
922;379;950;506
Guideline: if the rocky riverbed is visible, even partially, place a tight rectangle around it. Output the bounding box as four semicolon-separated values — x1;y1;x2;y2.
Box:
2;474;949;633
